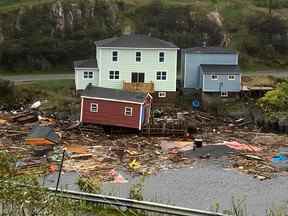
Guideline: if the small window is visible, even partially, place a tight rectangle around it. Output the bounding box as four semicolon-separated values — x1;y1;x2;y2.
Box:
112;51;118;62
228;75;235;80
156;71;167;80
136;52;141;62
220;91;228;97
211;75;218;80
84;71;94;79
159;52;165;63
90;103;98;112
124;107;133;116
109;71;120;80
158;92;166;98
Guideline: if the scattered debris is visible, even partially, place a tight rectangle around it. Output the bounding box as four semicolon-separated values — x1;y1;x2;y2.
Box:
0;106;287;182
25;126;60;145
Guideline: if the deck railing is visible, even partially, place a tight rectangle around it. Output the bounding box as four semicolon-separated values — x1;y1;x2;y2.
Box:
123;81;154;93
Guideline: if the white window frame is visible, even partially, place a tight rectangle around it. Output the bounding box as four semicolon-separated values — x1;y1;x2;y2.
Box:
112;51;118;62
90;103;98;112
211;75;218;80
83;71;94;79
158;92;167;98
228;75;236;80
156;71;167;80
136;51;141;62
159;52;165;63
109;71;120;80
220;91;228;97
124;107;133;116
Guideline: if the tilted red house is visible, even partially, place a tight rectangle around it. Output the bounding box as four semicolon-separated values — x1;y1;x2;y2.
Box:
80;86;152;130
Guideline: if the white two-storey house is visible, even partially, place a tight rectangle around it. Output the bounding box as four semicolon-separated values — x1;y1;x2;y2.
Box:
74;34;178;98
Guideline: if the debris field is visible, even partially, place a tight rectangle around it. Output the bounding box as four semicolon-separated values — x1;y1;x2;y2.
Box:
1;107;288;183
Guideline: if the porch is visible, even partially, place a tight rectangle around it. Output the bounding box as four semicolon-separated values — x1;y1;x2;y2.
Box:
123;81;154;93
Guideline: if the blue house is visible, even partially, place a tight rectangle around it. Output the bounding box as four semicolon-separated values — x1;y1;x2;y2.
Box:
181;47;241;96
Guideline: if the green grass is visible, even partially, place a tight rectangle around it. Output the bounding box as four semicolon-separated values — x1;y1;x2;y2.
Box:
0;0;56;12
0;67;73;76
24;79;75;91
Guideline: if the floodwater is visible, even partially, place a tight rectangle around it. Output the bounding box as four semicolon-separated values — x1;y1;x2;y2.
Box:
41;161;288;216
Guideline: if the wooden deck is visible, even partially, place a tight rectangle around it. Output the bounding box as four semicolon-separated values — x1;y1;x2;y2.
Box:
123;82;154;93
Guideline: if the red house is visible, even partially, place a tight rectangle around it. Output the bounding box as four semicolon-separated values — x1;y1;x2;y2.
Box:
80;86;152;130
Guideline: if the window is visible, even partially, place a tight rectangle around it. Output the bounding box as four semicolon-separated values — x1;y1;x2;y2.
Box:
136;52;141;62
90;103;98;112
112;51;118;62
84;71;94;79
228;75;235;80
156;71;167;80
124;107;133;116
220;91;228;97
159;52;165;63
158;92;166;98
211;75;218;80
109;71;120;80
131;73;145;83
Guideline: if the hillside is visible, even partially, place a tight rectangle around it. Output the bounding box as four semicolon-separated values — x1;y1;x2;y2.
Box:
0;0;288;72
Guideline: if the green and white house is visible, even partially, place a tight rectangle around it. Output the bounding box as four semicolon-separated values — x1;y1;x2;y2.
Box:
74;34;178;98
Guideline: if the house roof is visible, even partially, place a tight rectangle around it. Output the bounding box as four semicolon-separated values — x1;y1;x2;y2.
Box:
74;59;97;68
94;34;178;49
27;126;60;144
184;47;237;54
81;86;149;103
200;64;241;75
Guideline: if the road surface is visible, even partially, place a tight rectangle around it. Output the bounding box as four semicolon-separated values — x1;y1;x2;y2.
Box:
1;70;288;83
0;74;74;82
42;161;288;216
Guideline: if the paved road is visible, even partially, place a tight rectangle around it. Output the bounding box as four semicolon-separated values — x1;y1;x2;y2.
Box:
42;161;288;216
102;162;288;216
0;74;74;82
1;70;288;83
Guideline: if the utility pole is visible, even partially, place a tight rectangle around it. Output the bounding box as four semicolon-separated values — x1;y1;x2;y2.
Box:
55;148;66;192
268;0;272;16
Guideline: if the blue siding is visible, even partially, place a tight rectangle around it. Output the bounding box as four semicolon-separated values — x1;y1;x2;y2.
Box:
202;73;241;92
183;53;238;89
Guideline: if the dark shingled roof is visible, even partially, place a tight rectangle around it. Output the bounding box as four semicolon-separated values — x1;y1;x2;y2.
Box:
184;47;237;54
27;126;60;144
74;59;97;68
200;64;241;75
81;86;148;103
95;34;178;49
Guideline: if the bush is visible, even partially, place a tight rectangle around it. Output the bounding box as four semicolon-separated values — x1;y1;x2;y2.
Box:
257;81;288;113
0;79;16;108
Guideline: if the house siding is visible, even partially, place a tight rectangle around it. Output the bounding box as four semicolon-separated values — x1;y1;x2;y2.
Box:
98;48;178;92
182;53;238;89
81;98;140;129
75;68;99;90
201;72;241;92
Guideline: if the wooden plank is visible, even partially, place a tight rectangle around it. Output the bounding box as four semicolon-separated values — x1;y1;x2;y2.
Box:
25;138;54;145
123;82;154;93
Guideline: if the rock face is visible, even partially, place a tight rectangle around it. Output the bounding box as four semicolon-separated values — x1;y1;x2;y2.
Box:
0;0;223;70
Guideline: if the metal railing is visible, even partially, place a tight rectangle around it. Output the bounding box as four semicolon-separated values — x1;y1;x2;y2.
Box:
49;188;227;216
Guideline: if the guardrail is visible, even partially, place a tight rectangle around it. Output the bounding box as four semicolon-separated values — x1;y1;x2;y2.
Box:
49;188;227;216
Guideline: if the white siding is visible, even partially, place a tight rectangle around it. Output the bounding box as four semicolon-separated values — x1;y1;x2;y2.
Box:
98;48;178;92
75;68;99;90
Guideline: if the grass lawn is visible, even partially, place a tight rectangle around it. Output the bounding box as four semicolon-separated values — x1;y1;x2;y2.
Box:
16;79;79;113
0;67;73;76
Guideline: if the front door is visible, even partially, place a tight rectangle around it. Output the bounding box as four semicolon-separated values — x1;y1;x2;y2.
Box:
131;73;145;83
